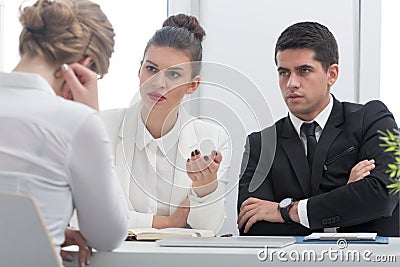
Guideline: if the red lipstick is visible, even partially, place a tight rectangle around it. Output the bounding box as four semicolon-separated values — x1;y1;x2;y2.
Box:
148;91;166;102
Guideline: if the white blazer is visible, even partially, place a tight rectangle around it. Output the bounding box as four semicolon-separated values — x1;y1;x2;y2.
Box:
100;103;231;233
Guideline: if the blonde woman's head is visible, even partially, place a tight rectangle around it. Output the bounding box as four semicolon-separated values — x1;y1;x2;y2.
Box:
18;0;115;78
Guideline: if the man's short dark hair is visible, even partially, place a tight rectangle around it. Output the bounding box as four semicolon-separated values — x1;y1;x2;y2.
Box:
274;21;339;71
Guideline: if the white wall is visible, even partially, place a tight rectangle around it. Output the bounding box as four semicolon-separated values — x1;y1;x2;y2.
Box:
92;0;168;110
381;0;400;122
359;0;382;103
168;0;383;235
0;0;4;71
1;0;20;73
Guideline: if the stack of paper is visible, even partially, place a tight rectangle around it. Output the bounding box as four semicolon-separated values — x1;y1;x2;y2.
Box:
304;232;377;241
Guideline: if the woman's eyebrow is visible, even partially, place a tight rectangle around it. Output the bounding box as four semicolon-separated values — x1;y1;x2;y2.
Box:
145;60;159;67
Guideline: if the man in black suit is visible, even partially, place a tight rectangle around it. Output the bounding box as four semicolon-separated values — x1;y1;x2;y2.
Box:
237;21;399;236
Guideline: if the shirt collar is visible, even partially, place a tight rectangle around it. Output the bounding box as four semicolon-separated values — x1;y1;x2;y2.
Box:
136;109;181;156
0;72;56;96
289;94;333;136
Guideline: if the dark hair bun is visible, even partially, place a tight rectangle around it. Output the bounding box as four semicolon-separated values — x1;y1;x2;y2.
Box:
162;14;206;42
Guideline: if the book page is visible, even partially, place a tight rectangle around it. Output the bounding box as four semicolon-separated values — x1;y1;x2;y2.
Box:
127;228;215;241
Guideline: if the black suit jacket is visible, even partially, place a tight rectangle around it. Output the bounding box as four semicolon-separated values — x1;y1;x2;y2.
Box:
238;96;399;236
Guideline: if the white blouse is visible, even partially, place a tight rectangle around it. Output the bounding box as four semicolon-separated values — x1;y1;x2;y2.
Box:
100;105;231;232
129;112;181;226
0;72;129;254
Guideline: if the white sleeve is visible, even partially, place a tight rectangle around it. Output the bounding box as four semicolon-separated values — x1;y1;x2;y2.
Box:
66;113;129;251
187;128;230;233
100;109;155;230
127;210;153;229
298;199;310;228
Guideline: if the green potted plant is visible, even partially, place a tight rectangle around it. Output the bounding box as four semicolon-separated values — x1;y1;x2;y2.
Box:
379;129;400;194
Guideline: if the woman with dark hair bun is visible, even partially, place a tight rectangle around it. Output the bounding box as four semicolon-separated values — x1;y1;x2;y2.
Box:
100;14;231;233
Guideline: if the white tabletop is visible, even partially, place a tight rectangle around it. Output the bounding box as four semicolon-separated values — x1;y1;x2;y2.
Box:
63;237;400;267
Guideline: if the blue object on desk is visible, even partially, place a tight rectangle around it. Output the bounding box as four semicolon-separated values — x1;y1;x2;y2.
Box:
295;236;389;244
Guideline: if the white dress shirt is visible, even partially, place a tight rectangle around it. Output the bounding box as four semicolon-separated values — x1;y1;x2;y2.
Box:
288;94;333;228
0;72;129;255
129;111;181;227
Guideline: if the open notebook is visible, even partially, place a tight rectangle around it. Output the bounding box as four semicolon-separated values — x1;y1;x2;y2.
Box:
127;228;215;241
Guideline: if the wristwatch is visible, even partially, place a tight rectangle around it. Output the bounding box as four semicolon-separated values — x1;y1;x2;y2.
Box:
279;198;294;223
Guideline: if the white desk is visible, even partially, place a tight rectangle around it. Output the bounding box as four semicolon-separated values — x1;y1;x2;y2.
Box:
63;238;400;267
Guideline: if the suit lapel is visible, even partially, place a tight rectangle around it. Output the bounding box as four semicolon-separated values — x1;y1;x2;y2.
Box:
169;110;197;212
310;98;344;195
115;104;140;206
281;117;312;197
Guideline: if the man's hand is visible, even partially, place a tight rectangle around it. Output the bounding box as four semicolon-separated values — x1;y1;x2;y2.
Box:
348;159;375;184
238;197;283;233
61;227;92;267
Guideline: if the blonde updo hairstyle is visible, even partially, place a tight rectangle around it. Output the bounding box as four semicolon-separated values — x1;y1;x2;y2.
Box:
18;0;115;78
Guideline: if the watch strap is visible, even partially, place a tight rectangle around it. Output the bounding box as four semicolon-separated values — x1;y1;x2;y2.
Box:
280;204;294;223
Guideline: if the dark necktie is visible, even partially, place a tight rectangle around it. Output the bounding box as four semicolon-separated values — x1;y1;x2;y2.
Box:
301;122;318;168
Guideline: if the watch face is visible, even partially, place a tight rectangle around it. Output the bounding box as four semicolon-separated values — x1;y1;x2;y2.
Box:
280;198;292;208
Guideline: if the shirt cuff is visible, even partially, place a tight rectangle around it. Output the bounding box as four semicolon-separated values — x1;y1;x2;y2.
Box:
298;199;310;228
128;210;153;229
